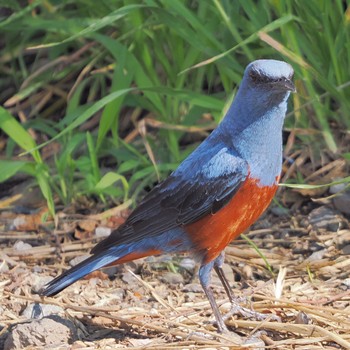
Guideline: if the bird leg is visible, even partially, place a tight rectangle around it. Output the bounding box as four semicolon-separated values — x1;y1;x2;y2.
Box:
213;252;280;322
199;261;228;333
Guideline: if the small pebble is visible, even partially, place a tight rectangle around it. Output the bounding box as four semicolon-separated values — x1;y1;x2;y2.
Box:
308;206;342;232
31;275;54;293
69;255;90;267
243;336;265;350
13;241;32;253
32;266;43;273
161;272;184;284
295;311;310;324
122;271;138;285
179;258;196;270
329;182;347;194
149;308;159;315
112;288;125;300
183;283;202;293
342;244;350;255
333;192;350;216
342;278;350;288
95;226;111;238
304;249;327;263
271;206;289;217
103;266;119;278
212;264;234;287
21;303;65;319
0;260;9;273
241;264;253;280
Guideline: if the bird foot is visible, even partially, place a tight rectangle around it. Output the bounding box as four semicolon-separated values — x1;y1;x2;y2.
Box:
222;300;281;323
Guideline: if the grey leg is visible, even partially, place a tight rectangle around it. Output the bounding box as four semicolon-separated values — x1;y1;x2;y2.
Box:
213;252;280;322
199;261;228;333
213;252;236;303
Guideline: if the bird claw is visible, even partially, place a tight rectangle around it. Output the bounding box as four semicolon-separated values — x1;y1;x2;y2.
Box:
222;300;281;323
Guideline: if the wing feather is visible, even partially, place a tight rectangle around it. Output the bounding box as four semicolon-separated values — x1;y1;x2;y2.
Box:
92;147;248;254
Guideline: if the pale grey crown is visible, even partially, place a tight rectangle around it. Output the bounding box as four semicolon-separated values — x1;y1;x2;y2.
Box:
244;59;295;92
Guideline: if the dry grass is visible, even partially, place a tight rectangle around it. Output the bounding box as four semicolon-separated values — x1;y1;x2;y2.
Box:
1;203;350;349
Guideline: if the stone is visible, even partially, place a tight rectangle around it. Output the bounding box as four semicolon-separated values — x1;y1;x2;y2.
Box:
183;283;202;293
333;192;350;216
179;258;196;270
31;275;54;294
308;206;341;232
21;303;65;319
4;315;76;349
161;272;184;284
95;226;111;238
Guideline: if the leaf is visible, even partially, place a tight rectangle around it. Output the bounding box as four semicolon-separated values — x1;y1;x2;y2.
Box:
0;0;40;28
181;14;298;73
0;107;41;163
35;164;55;217
281;176;350;189
0;160;35;182
23;88;136;155
95;172;129;201
28;4;151;49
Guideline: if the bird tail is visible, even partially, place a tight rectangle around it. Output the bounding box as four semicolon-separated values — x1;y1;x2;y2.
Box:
40;240;163;297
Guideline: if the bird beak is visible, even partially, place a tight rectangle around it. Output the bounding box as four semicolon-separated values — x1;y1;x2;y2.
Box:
282;79;296;93
270;79;296;93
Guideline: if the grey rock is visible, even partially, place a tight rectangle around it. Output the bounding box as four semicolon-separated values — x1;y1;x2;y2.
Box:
179;258;196;270
95;226;111;238
308;206;342;232
295;311;310;324
112;287;125;300
270;206;289;217
31;275;54;294
212;264;234;287
103;266;119;278
243;336;265;350
183;283;202;293
342;278;350;288
342;244;350;255
0;260;9;273
333;191;350;216
21;303;65;319
69;254;90;267
122;271;138;285
329;182;347;194
32;265;43;273
4;315;76;350
13;241;32;254
161;272;184;284
305;249;327;263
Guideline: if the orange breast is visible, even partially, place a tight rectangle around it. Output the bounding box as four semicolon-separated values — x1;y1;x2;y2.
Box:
185;177;278;263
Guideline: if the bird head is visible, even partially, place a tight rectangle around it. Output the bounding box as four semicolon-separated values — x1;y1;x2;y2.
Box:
244;59;296;94
218;59;295;135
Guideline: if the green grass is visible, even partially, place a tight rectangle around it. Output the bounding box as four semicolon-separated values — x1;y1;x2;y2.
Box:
0;0;349;215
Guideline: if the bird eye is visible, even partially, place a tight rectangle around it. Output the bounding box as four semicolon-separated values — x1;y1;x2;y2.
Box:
249;71;270;84
249;71;258;82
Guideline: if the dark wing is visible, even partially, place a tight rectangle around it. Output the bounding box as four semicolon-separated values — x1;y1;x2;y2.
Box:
92;148;248;254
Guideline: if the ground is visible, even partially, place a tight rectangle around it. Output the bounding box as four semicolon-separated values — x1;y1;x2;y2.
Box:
1;188;350;349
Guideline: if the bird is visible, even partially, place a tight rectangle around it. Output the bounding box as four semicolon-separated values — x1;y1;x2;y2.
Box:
40;59;295;333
